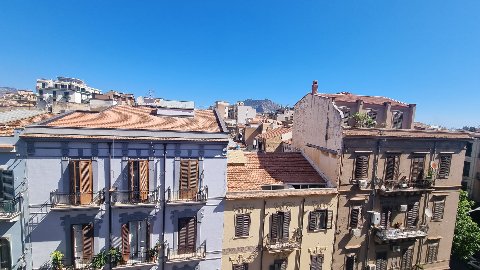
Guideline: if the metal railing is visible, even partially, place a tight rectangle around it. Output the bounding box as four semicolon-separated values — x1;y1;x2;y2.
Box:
264;234;301;252
375;227;427;242
165;241;206;262
0;199;21;218
50;191;104;208
118;250;159;266
382;179;433;191
166;186;208;203
110;190;158;205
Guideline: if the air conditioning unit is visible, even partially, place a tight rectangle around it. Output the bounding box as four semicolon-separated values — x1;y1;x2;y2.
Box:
399;204;408;212
350;228;361;237
358;180;368;189
371;212;381;226
392;245;401;252
366;264;376;270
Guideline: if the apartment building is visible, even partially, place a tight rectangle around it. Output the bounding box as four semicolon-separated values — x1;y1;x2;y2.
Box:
36;77;101;104
222;151;337;270
462;134;480;201
255;127;292;153
292;82;470;270
0;110;54;270
21;103;229;269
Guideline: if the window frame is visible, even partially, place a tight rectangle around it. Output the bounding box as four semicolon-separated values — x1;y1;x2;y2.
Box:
354;154;370;180
309;209;328;231
437;154;452;179
426;241;439;264
384;154;400;180
432;197;446;221
410;155;426;181
234;213;251;238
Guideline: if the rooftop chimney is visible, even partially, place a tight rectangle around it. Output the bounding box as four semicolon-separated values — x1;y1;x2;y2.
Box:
312;80;318;95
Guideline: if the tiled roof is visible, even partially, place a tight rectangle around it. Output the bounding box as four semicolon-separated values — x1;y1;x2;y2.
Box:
317;92;411;108
0;112;55;136
255;127;292;140
0;109;47;124
43;105;222;133
227;151;325;192
343;128;471;139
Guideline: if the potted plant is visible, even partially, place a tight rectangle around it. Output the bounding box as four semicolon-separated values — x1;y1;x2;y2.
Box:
50;251;64;270
90;250;108;269
108;247;122;267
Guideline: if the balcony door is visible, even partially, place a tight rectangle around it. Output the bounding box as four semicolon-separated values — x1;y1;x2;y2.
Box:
179;160;199;200
72;223;93;268
178;216;196;254
128;160;149;203
70;160;93;205
122;220;150;262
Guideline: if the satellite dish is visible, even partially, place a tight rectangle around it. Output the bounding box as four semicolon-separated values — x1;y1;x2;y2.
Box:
425;209;433;218
430;161;438;170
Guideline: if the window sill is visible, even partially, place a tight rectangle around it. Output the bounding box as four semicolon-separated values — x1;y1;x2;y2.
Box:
233;236;250;239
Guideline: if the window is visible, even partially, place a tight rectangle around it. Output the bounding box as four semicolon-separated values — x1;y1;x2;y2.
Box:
178;216;196;254
432;198;446;221
339;106;351;126
233;264;248;270
466;142;473;157
384;155;400;180
179;159;199;200
0;238;11;270
61;84;67;89
354;155;369;179
345;254;356;270
437;155;451;179
39;89;43;95
463;161;471;177
349;206;361;228
53;91;57;97
400;248;413;270
392;111;403;129
41;82;46;88
128;160;149;203
72;223;93;268
426;241;439;263
270;211;290;242
0;170;14;203
310;254;324;270
121;220;150;262
405;202;419;229
410;156;425;180
235;214;250;237
366;109;377;124
376;252;387;270
309;209;333;231
380;207;392;228
270;259;287;270
69;160;93;205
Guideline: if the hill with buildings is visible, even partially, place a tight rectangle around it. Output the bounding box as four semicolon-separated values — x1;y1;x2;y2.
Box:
242;98;282;113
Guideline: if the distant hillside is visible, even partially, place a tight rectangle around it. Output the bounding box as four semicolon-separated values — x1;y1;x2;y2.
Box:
242;99;282;113
0;87;18;97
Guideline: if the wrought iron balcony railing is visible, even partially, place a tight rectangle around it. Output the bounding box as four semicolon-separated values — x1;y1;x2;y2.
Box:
379;179;433;195
375;227;428;243
50;191;104;208
110;190;158;205
165;241;206;262
166;186;208;204
264;234;301;253
0;199;21;219
118;250;158;267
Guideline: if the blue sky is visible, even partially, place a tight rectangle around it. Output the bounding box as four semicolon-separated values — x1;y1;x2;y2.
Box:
0;1;479;128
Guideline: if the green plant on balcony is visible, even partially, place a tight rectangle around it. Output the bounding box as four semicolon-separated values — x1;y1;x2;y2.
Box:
108;247;122;267
50;250;64;270
350;112;376;128
90;250;108;269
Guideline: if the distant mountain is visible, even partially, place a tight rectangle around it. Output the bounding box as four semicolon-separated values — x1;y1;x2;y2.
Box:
0;87;18;97
242;99;282;113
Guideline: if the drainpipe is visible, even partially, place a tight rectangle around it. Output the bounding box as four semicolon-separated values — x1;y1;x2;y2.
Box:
161;143;167;270
106;141;113;270
259;199;267;270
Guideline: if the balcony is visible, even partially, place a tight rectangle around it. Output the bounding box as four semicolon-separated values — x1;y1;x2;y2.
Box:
166;186;208;205
165;241;206;263
264;235;301;253
0;199;21;221
110;190;158;207
378;179;434;196
375;227;427;244
114;251;159;269
50;191;104;210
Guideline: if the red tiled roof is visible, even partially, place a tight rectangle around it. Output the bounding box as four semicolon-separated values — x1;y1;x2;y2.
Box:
44;105;222;133
0;113;55;136
227;152;325;192
255;127;291;140
317;92;411;108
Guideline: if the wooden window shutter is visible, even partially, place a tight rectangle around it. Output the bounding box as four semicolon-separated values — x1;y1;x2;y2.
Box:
282;211;291;240
180;159;199;200
139;160;149;201
433;200;445;220
78;160;93;205
235;214;250;237
381;208;391;228
350;207;360;228
411;156;425;180
309;212;318;231
438;155;451;179
376;252;387;270
178;216;196;254
233;264;248;270
406;202;419;228
385;156;399;180
326;210;333;229
270;213;279;241
82;223;94;261
310;254;324;270
355;155;369;179
121;223;130;262
426;243;439;263
187;217;196;253
401;248;413;270
69;160;77;195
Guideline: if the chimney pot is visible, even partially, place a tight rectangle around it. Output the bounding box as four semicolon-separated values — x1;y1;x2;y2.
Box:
312;80;318;94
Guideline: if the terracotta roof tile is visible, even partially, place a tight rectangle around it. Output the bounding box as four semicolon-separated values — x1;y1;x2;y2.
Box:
227;151;325;192
44;105;222;133
0;113;55;136
317;92;411;108
255;127;292;140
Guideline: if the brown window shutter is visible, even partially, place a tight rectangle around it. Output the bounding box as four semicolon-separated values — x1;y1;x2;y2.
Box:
438;155;451;178
411;156;425;180
376;252;388;270
187;217;196;253
310;254;324;270
242;214;250;237
309;212;318;231
79;160;93;205
282;211;291;240
385;156;399;180
401;248;413;270
82;223;94;261
121;223;130;262
350;207;360;228
426;243;439;263
180;160;199;200
406;202;419;228
270;213;279;241
355;155;369;179
178;218;187;254
235;214;249;237
433;200;445;220
139;160;149;202
381;208;391;228
326;210;333;229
